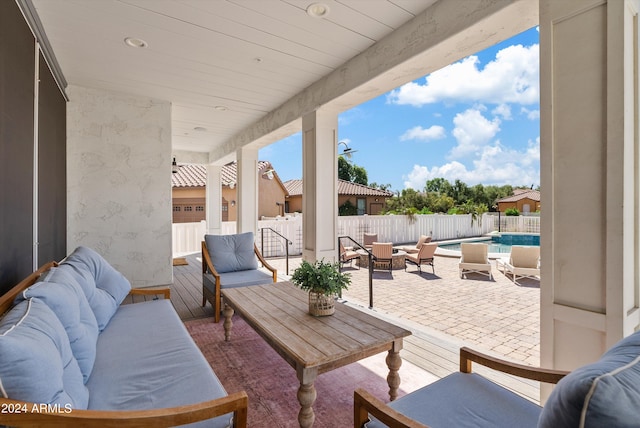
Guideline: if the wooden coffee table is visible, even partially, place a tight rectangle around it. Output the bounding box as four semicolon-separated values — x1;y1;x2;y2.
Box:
221;281;411;428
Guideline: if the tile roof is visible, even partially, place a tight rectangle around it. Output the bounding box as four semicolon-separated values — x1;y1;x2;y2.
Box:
497;189;540;203
284;179;394;197
171;164;206;188
172;161;273;188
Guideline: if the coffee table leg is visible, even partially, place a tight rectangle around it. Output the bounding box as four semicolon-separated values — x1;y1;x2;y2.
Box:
223;304;234;342
386;339;403;401
296;366;318;428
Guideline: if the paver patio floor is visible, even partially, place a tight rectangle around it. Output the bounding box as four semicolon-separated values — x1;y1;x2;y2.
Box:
271;254;540;366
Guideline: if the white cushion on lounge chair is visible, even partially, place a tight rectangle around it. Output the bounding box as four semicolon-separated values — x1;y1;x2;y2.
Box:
459;243;492;279
498;246;540;284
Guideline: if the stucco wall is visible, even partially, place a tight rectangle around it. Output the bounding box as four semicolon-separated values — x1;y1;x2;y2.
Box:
66;85;172;287
258;177;287;218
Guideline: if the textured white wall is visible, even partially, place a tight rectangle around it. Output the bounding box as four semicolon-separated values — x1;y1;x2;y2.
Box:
66;85;172;286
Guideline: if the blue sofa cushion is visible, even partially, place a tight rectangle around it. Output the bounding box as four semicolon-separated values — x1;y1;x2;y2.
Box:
538;331;640;428
86;299;232;428
205;232;258;273
365;372;541;428
17;278;99;383
61;246;132;330
0;299;88;409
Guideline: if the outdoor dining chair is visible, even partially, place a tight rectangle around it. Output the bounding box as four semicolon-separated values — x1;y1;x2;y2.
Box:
339;241;360;270
405;242;438;274
397;234;432;254
371;242;393;273
363;233;378;249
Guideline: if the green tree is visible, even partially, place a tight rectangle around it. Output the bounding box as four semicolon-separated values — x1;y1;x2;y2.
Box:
369;182;393;192
425;177;452;194
352;164;368;185
338;156;368;185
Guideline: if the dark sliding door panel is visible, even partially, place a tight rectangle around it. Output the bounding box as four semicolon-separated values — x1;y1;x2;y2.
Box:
0;0;35;295
37;52;66;264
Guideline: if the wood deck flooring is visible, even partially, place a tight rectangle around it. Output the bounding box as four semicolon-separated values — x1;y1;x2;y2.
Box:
127;252;541;404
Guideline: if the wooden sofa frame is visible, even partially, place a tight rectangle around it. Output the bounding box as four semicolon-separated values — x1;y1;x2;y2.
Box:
0;262;249;428
353;346;569;428
201;240;277;323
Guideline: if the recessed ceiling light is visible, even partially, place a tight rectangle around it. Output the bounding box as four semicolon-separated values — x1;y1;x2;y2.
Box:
193;126;207;132
214;105;228;111
124;37;148;48
306;3;330;18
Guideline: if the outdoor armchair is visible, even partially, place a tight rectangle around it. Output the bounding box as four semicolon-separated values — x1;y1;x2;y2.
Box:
496;245;540;285
397;235;432;254
405;242;438;274
354;346;568;428
458;242;492;279
202;232;277;322
371;242;393;272
363;233;378;249
340;241;360;269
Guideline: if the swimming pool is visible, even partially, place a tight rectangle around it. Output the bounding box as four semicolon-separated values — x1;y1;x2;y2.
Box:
439;234;540;254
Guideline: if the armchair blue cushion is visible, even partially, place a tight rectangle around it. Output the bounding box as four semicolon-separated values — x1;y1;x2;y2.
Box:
539;330;640;427
205;232;258;273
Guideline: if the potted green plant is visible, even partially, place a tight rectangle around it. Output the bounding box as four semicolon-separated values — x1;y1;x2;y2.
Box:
291;259;351;316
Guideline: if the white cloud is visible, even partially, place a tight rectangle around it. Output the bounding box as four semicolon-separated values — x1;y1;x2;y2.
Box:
403;138;540;189
492;104;512;120
388;44;539;107
521;107;540;120
450;108;501;158
400;125;446;141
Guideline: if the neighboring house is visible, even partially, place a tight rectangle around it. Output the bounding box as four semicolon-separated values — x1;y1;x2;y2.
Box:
495;189;541;214
284;179;394;215
171;161;288;223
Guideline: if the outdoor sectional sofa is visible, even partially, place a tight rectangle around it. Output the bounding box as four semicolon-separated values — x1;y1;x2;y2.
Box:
0;246;247;427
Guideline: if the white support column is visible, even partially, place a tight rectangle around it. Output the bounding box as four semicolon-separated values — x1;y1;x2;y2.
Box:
237;147;259;235
205;164;222;235
302;108;338;262
540;0;640;400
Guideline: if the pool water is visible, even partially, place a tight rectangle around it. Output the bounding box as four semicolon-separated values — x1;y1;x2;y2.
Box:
440;234;540;254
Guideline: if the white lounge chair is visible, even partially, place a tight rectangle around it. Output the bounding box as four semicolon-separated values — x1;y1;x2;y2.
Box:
497;245;540;285
459;243;492;279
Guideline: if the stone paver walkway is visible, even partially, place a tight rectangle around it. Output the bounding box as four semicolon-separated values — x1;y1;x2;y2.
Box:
270;254;540;366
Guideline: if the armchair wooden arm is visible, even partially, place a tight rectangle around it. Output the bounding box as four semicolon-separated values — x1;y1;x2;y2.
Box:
0;392;248;427
354;388;428;428
201;240;277;322
128;287;171;299
354;347;570;428
459;346;568;383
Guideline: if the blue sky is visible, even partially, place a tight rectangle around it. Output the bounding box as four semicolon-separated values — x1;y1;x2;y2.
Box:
259;27;540;193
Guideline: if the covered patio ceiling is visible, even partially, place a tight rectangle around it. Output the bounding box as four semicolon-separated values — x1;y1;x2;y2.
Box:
28;0;537;164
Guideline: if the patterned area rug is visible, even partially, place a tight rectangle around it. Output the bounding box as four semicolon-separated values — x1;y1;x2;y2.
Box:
184;316;407;427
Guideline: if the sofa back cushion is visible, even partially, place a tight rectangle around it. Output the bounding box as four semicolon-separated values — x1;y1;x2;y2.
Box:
17;277;99;383
538;330;640;427
205;232;258;273
0;298;89;409
60;246;132;330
